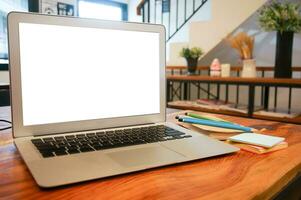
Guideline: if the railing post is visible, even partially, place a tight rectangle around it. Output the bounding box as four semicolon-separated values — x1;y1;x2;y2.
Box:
168;0;171;38
288;87;292;114
147;0;150;23
193;0;195;11
184;0;187;20
161;0;163;24
248;85;255;117
154;0;157;23
274;87;278;111
176;0;178;30
142;6;145;22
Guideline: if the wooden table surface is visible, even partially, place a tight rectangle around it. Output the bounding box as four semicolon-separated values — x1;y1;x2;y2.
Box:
1;106;301;199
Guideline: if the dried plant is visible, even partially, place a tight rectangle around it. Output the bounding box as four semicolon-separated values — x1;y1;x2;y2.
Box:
227;32;254;60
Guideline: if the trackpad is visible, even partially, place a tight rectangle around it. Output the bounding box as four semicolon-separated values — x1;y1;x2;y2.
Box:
107;145;185;168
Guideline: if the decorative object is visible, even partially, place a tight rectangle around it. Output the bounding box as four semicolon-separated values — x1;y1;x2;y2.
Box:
227;32;256;78
179;47;204;75
221;64;231;77
210;58;221;76
242;59;257;78
259;1;301;78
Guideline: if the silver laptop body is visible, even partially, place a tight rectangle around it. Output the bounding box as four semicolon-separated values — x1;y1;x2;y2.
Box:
8;12;238;188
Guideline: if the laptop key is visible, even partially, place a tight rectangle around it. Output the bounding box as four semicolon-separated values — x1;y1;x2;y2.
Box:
68;149;80;154
173;135;185;139
165;131;185;136
55;150;68;156
76;134;86;138
66;135;75;139
54;136;65;141
80;147;94;152
34;125;188;158
86;133;96;138
41;152;55;158
31;139;43;144
43;137;54;142
92;144;103;150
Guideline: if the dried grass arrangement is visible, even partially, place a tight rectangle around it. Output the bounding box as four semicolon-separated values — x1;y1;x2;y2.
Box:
227;32;255;60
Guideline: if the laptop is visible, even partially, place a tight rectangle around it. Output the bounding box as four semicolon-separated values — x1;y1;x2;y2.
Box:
8;12;239;188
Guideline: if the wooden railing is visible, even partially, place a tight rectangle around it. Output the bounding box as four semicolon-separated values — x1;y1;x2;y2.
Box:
166;66;301;123
167;66;301;72
166;66;301;78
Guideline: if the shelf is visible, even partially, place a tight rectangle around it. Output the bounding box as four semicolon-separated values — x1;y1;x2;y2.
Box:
168;100;301;124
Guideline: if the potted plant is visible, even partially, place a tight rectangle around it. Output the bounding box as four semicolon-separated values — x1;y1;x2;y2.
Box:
179;47;204;75
258;1;301;78
227;32;256;78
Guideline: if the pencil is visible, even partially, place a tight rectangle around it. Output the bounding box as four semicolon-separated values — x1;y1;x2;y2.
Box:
185;112;232;123
178;117;253;132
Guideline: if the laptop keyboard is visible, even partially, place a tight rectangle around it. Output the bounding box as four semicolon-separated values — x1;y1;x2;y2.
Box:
31;125;192;158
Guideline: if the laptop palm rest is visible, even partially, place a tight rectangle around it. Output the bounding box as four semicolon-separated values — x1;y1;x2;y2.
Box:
107;145;185;168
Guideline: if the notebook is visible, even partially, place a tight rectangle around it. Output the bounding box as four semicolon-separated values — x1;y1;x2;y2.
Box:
228;133;285;148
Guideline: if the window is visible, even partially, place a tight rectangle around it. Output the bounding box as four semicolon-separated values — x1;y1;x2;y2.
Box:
78;0;128;21
0;0;28;70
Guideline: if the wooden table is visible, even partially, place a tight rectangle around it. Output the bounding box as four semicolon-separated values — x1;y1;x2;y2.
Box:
1;106;301;199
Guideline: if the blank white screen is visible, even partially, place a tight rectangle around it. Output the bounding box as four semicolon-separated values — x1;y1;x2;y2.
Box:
19;23;160;126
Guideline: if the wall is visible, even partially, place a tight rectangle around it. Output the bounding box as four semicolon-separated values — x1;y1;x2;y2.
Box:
0;71;9;83
128;0;141;22
167;0;266;66
199;9;301;67
198;11;301;111
190;0;266;53
127;0;212;64
166;0;211;65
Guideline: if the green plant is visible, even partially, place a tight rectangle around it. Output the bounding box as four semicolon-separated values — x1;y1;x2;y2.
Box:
179;47;204;60
258;1;301;33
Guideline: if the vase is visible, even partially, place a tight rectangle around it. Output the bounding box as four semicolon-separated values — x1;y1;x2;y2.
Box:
241;59;256;78
274;31;294;78
186;58;198;75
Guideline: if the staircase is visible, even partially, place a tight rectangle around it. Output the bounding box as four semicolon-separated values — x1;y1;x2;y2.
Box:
138;0;209;42
138;0;267;66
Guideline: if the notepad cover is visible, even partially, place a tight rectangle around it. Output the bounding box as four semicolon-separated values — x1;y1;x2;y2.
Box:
228;133;285;148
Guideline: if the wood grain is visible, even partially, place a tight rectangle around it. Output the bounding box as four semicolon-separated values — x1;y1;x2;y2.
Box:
1;107;301;200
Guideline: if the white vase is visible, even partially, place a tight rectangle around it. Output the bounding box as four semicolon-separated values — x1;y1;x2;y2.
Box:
241;59;256;78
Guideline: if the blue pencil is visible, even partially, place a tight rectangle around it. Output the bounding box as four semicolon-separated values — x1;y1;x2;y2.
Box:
178;117;252;132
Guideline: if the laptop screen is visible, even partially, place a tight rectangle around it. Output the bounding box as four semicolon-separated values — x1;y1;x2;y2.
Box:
18;22;160;126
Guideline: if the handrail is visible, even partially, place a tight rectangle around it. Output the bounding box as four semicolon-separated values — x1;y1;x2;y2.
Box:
167;75;301;85
136;0;145;16
166;66;301;72
137;0;208;42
